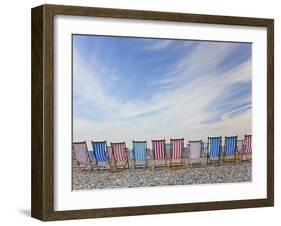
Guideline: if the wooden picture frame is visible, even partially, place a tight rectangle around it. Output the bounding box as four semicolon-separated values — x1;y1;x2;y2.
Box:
31;4;274;221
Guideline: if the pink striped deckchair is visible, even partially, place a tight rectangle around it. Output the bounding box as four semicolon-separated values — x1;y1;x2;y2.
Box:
72;141;92;170
151;139;167;169
241;134;252;161
170;138;186;168
111;142;129;170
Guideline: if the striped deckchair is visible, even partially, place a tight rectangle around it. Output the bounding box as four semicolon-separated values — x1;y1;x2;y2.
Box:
188;140;202;166
111;142;129;170
170;138;186;168
207;136;222;164
73;141;92;170
151;139;167;169
241;134;252;161
91;141;111;170
132;141;148;168
223;136;238;162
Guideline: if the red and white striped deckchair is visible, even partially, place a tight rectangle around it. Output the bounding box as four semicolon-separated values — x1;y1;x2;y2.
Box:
72;141;92;170
170;138;186;168
241;134;252;160
151;139;167;169
111;142;129;170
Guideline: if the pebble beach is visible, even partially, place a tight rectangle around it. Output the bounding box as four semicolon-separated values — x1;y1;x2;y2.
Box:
72;157;252;190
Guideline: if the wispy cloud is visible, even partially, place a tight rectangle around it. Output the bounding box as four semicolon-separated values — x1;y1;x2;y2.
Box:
143;39;174;50
73;36;252;149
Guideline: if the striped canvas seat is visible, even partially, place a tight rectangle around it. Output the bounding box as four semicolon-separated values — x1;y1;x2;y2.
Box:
91;141;110;170
188;140;202;166
73;141;92;170
111;142;129;169
152;139;166;168
242;134;252;160
207;136;222;164
224;136;238;161
170;138;185;168
132;141;148;168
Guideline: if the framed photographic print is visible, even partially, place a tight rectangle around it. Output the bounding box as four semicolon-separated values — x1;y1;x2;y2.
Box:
31;4;274;221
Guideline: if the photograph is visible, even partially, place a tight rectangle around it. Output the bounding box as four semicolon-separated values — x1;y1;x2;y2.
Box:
72;35;253;190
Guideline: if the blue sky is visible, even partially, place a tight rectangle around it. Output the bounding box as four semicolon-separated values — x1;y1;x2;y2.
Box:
73;35;252;149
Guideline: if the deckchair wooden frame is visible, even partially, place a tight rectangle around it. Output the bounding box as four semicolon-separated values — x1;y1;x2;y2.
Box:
188;140;203;167
151;139;167;169
170;138;186;169
223;136;238;162
207;136;222;164
72;141;93;171
111;142;129;170
132;140;148;169
91;140;112;171
241;134;252;161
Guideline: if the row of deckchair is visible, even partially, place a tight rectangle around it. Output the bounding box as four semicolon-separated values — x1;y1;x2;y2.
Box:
73;135;252;171
207;135;252;164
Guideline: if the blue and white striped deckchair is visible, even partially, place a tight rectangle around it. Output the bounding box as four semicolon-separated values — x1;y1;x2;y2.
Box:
91;141;110;170
132;141;148;168
224;136;238;162
207;136;222;164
